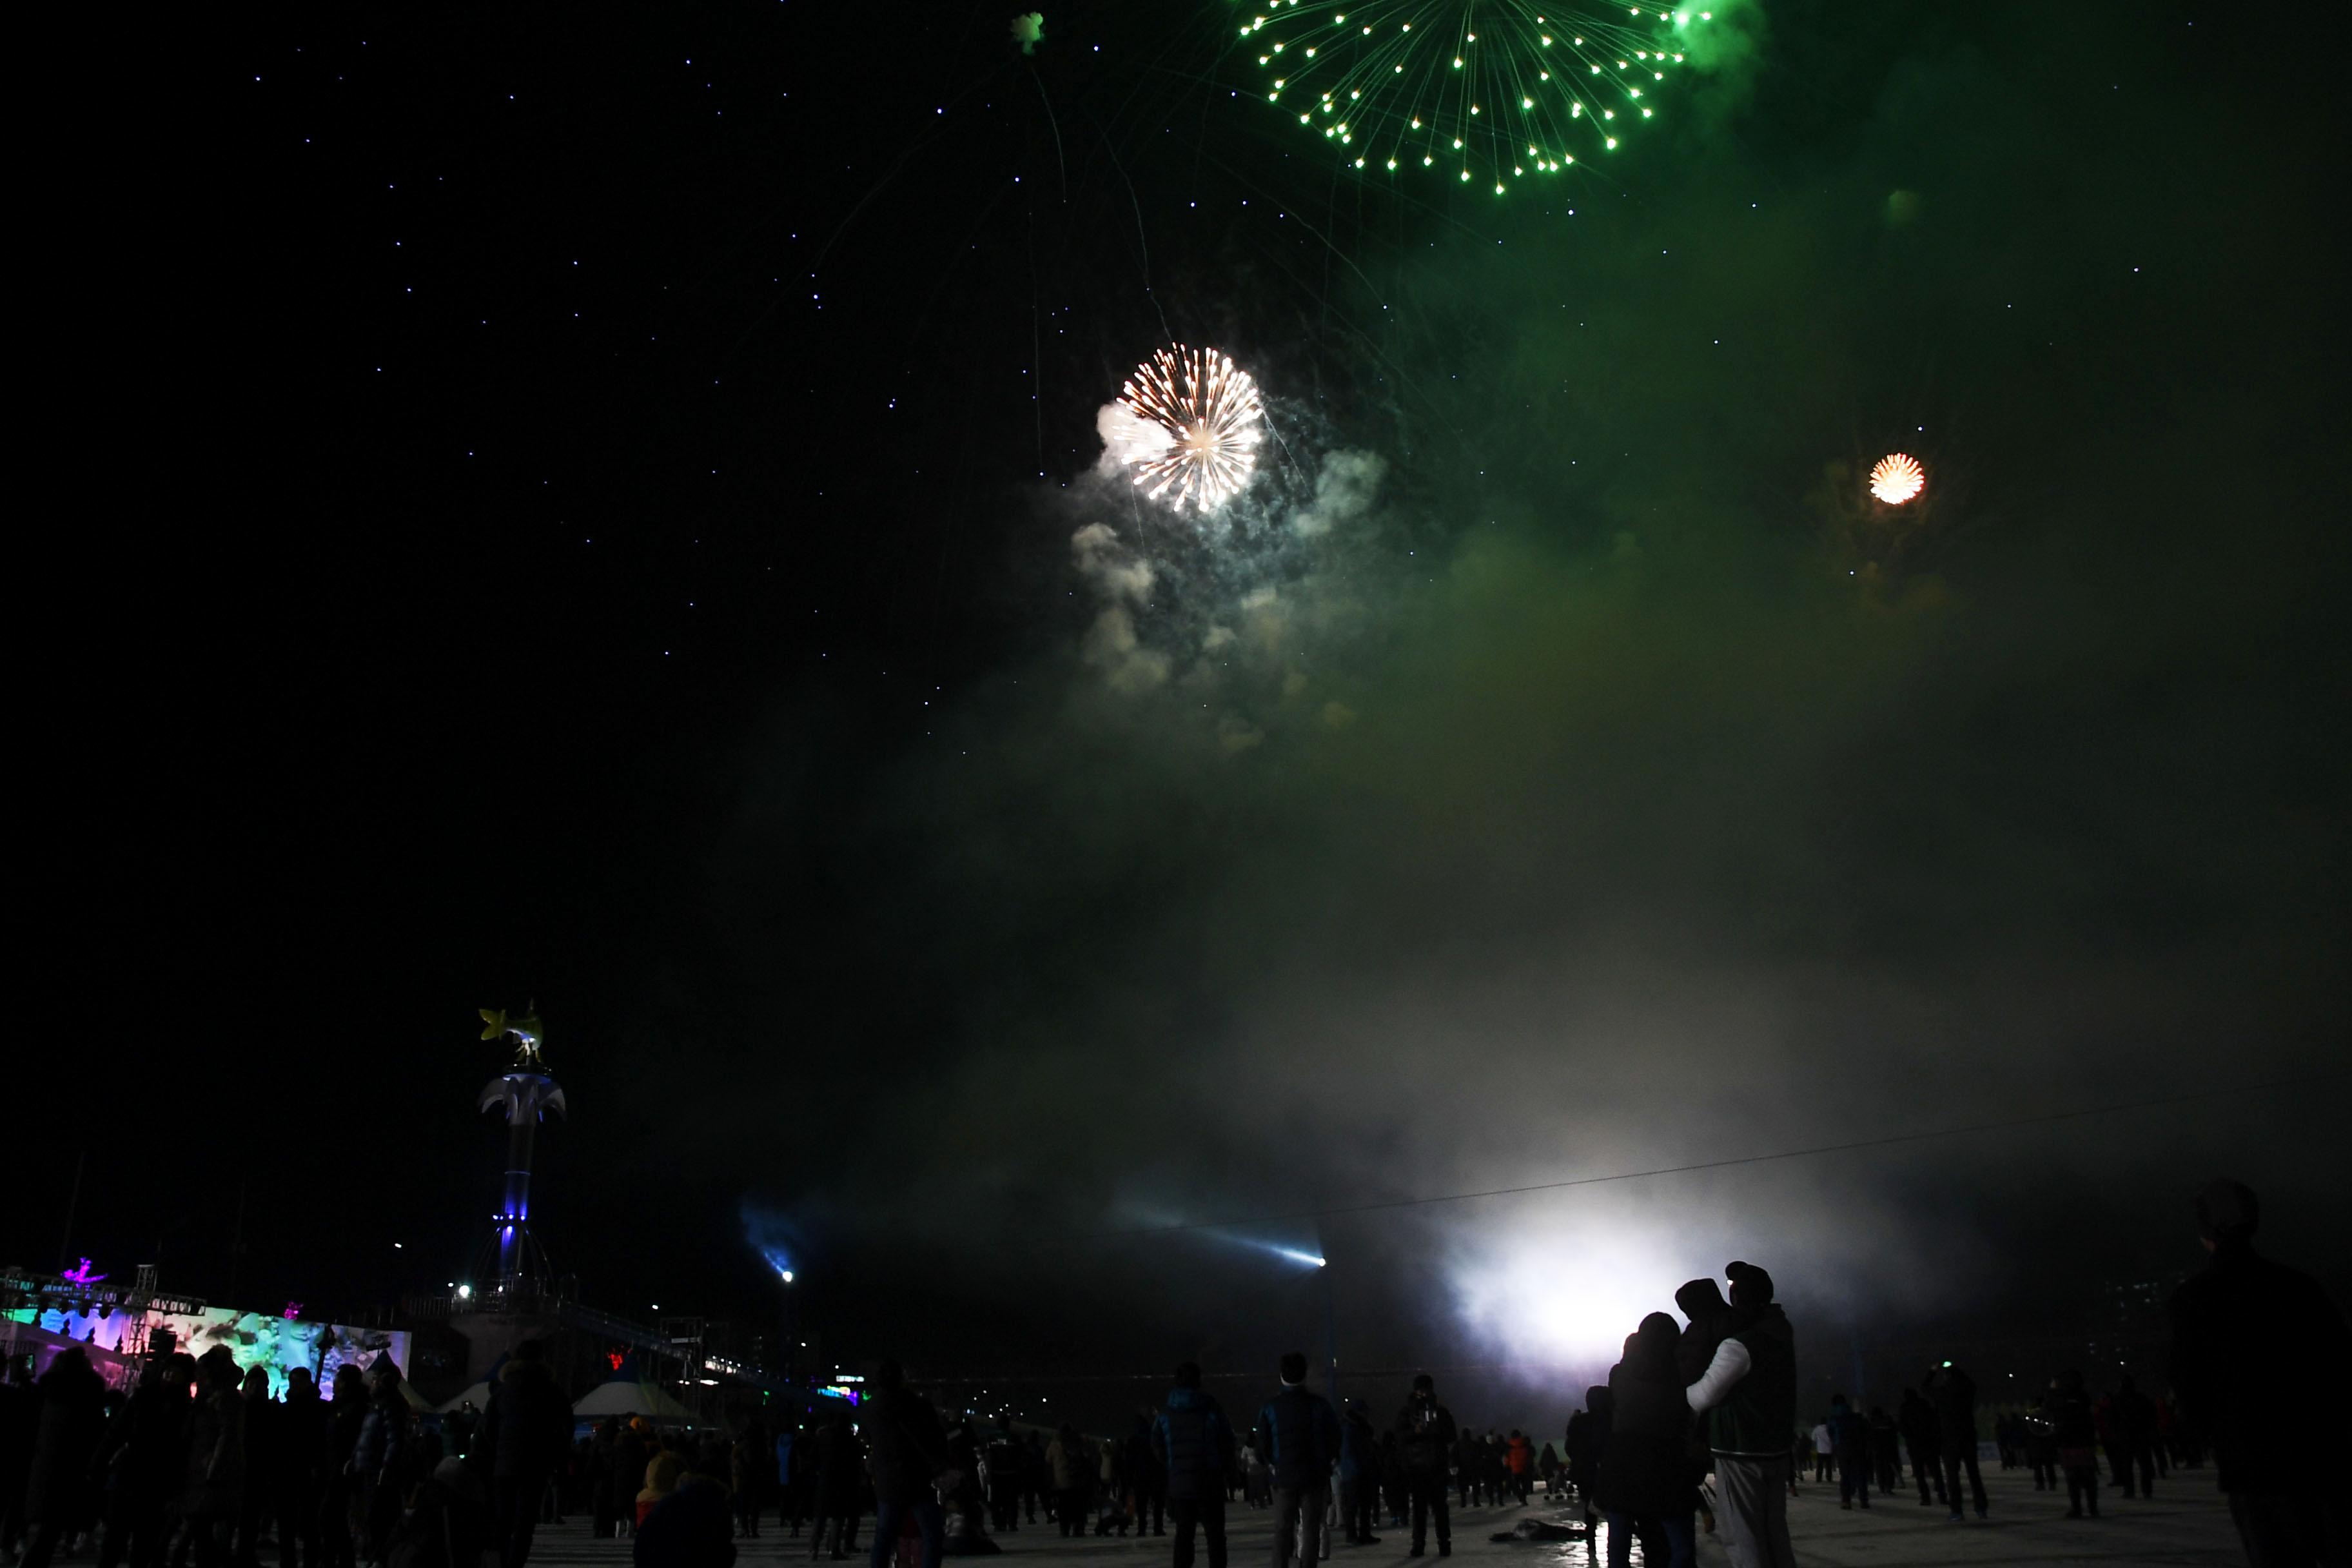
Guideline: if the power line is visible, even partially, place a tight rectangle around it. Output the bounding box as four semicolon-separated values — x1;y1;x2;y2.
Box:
1092;1072;2343;1241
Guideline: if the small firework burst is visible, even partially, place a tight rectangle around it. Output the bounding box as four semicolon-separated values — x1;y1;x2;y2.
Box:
1869;452;1926;505
1115;345;1266;511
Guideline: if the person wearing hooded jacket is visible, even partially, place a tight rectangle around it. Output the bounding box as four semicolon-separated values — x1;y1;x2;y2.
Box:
1864;1407;1899;1499
1925;1364;1986;1522
1682;1261;1795;1568
1337;1401;1380;1546
318;1366;366;1568
350;1360;413;1565
1152;1362;1237;1568
1825;1397;1870;1512
861;1361;948;1568
2168;1177;2349;1567
1596;1315;1696;1568
181;1349;251;1568
1392;1375;1455;1559
96;1352;195;1568
2043;1372;2101;1519
477;1342;572;1568
20;1347;107;1568
1894;1389;1943;1507
1562;1390;1610;1529
2105;1377;2157;1500
807;1409;863;1562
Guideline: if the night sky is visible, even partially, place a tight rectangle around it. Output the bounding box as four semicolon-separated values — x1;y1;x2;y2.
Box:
22;0;2347;1422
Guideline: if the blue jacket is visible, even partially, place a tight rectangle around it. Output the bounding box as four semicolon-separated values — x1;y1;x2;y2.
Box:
1828;1401;1868;1455
1253;1386;1342;1491
1152;1387;1235;1502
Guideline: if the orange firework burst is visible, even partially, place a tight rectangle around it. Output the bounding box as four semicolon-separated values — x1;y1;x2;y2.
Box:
1115;345;1266;512
1869;453;1926;505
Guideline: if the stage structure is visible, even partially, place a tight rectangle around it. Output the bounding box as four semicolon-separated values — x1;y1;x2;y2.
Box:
3;1265;406;1394
477;1005;565;1288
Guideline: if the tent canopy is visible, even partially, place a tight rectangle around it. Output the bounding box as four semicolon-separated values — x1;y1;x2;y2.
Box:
436;1381;493;1415
573;1378;694;1421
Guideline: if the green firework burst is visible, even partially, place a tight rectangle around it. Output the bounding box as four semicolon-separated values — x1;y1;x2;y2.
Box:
1235;1;1714;192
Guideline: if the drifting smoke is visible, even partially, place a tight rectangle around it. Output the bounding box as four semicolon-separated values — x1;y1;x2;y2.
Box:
676;0;2346;1422
1067;398;1393;721
1095;400;1172;476
1290;450;1387;539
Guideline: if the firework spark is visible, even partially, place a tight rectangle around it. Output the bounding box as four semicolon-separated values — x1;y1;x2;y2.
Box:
1868;452;1926;505
1237;1;1710;191
1115;345;1266;512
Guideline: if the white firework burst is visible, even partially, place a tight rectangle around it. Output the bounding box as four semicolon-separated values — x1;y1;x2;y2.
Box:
1869;452;1926;505
1115;345;1266;512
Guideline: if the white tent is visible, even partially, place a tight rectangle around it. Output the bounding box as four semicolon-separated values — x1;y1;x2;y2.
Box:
573;1379;696;1422
436;1381;493;1415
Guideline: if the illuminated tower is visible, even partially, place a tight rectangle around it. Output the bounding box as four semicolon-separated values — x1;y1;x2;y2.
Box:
476;1008;565;1286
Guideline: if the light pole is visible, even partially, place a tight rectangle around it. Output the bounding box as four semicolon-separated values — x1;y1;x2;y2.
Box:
1323;1257;1338;1409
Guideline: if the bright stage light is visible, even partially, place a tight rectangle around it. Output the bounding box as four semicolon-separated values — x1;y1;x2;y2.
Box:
1451;1228;1694;1364
1273;1247;1329;1268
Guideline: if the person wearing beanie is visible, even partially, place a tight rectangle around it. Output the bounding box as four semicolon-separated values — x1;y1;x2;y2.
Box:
1393;1375;1455;1559
1683;1262;1796;1568
2168;1179;2349;1567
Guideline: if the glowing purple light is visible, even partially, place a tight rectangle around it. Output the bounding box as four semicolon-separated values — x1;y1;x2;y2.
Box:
61;1258;106;1286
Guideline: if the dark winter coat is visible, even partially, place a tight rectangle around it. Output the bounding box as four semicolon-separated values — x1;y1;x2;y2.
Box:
24;1353;106;1523
178;1389;248;1520
2112;1386;2157;1446
731;1424;774;1494
609;1431;653;1503
2169;1236;2351;1494
1671;1280;1730;1388
1564;1388;1612;1484
479;1359;572;1482
1338;1409;1378;1482
2043;1387;2097;1453
862;1386;948;1507
1252;1386;1341;1491
812;1418;866;1514
1393;1395;1456;1476
105;1377;192;1509
277;1387;329;1501
1926;1369;1977;1451
326;1389;366;1473
1594;1320;1692;1519
384;1460;491;1568
1153;1387;1237;1501
1828;1401;1868;1457
1701;1306;1795;1459
634;1474;738;1568
352;1386;409;1480
1896;1390;1939;1458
